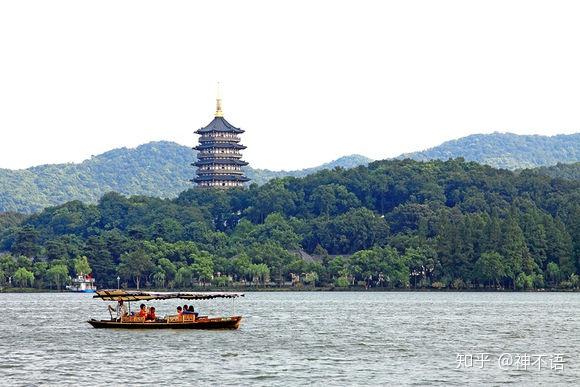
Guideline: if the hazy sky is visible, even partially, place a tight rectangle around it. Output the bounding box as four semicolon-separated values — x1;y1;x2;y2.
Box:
1;1;579;170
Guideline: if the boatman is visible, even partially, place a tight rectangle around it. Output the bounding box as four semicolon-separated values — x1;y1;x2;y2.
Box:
108;299;128;321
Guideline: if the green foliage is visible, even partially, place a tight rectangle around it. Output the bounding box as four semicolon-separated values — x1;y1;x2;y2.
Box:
13;267;34;288
152;271;166;288
175;266;193;288
401;133;580;170
0;141;371;213
529;162;580;181
46;264;70;290
117;249;154;289
74;256;92;276
473;252;506;287
335;276;350;288
191;252;214;284
0;157;578;290
303;271;319;286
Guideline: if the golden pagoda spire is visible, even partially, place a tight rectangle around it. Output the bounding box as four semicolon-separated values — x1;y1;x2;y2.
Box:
215;82;224;117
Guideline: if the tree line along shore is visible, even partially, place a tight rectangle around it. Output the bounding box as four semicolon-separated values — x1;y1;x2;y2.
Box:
0;158;578;291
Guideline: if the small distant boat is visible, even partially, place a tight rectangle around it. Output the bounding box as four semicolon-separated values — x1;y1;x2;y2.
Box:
66;274;97;293
87;290;243;330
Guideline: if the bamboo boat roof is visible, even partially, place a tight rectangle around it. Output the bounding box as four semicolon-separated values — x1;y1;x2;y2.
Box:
94;290;244;302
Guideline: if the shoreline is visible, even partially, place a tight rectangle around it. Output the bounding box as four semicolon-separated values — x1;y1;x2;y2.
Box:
1;287;578;293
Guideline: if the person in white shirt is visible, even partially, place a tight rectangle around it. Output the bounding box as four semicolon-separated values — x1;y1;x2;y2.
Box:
108;300;128;321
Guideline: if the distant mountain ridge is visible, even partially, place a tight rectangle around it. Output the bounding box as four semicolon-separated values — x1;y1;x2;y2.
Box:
249;154;372;185
0;141;371;213
400;132;580;170
1;132;579;214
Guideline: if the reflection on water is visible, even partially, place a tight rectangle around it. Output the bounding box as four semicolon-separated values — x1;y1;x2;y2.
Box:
0;292;578;385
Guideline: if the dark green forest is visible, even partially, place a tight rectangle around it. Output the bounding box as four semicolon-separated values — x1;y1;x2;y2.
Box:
0;158;579;291
527;162;580;181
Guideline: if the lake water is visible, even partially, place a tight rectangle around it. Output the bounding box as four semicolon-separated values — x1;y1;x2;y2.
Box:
0;292;578;386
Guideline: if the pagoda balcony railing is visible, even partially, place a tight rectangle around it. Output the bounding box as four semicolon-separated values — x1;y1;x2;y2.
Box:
196;168;244;174
197;152;243;158
199;136;240;143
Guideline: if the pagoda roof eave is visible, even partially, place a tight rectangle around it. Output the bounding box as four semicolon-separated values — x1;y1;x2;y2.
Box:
195;117;244;134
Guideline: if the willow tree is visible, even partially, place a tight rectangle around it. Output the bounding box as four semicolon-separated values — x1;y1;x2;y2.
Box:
74;256;92;276
14;267;34;288
47;264;69;290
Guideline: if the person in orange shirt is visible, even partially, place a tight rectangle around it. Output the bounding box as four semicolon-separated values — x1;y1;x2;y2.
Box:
137;304;147;318
146;306;156;321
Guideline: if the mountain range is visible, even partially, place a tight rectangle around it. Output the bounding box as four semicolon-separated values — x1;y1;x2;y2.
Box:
0;132;578;213
401;132;580;169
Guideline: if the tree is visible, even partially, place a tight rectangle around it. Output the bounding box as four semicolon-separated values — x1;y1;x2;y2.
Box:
33;261;49;289
303;271;319;286
309;184;360;216
84;236;116;288
232;253;252;282
404;247;436;288
473;252;506;288
251;213;301;250
11;225;41;257
546;262;560;286
118;250;154;289
13;267;34;288
153;271;166;288
0;255;17;281
46;264;70;290
191;252;214;285
500;216;530;288
74;256;92;276
175;266;192;288
157;258;177;283
249;263;270;286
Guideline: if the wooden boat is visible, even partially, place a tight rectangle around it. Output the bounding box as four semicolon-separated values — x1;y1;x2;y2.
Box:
88;290;244;330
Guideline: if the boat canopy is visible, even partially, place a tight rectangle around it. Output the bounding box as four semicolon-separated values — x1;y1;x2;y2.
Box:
94;290;244;302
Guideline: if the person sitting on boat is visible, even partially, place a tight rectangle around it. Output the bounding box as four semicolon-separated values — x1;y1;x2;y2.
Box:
183;304;189;313
185;305;198;318
176;306;183;316
146;306;156;321
137;304;147;318
107;300;128;321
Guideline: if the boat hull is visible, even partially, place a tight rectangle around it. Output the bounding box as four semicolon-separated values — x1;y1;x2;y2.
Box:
87;316;242;330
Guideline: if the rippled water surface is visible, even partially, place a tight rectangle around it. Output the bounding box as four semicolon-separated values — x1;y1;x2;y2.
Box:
0;292;578;385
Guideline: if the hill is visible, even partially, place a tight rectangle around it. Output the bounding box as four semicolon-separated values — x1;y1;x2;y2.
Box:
248;154;372;185
1;158;578;291
400;133;580;170
530;162;580;181
0;141;371;213
1;132;579;214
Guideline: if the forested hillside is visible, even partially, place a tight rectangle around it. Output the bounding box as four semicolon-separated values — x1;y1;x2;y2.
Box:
529;162;580;181
0;141;370;213
1;158;578;291
1;133;578;214
401;133;580;169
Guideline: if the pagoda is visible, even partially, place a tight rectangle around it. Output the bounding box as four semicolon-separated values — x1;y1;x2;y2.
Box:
192;90;250;188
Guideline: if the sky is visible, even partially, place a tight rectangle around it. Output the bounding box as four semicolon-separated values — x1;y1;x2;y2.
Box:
0;1;579;171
